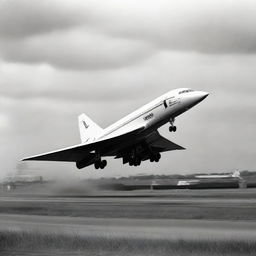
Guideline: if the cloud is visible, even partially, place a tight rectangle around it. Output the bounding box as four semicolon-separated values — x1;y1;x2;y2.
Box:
0;61;156;103
0;113;10;130
0;0;83;38
0;29;155;70
89;0;256;54
2;0;256;71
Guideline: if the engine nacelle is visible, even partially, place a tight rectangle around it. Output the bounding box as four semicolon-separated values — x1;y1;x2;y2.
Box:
76;154;95;169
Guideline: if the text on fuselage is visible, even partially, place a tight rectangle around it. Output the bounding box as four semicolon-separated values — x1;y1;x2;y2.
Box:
143;113;154;121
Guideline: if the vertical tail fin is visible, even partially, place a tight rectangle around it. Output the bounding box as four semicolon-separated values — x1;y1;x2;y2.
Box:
78;114;104;143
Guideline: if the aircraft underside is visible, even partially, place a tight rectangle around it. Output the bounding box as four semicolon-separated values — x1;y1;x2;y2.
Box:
75;129;184;170
76;143;162;169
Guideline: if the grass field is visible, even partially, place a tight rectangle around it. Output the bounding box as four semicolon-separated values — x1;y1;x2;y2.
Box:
1;188;256;220
1;200;256;220
1;188;256;255
1;230;256;256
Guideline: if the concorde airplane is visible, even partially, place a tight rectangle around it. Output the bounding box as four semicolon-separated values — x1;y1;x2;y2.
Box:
22;88;209;169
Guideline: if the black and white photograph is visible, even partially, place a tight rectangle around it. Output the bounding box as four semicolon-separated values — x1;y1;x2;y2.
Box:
0;0;256;255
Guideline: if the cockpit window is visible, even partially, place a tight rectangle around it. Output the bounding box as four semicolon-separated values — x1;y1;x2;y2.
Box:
179;89;193;94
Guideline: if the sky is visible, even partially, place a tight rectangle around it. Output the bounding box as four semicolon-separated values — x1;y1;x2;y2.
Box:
0;0;256;179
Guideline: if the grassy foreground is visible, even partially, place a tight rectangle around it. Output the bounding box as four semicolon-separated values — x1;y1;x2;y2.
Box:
0;231;255;256
1;201;256;220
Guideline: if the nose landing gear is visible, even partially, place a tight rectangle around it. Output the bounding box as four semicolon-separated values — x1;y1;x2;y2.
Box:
169;126;177;132
169;118;177;132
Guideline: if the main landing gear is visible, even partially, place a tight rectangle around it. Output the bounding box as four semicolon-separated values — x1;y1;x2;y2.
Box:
128;153;161;166
128;149;142;166
150;152;161;162
129;158;141;167
169;118;177;132
94;159;107;169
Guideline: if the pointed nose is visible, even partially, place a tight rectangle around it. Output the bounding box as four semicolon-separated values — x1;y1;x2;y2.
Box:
195;91;209;103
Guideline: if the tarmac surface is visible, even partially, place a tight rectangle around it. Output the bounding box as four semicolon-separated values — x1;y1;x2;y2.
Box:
0;188;256;242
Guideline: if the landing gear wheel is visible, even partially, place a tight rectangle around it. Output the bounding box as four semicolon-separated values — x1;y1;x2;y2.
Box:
100;160;107;169
156;153;161;161
102;160;107;168
169;118;177;132
150;153;161;162
94;159;107;169
129;160;134;166
94;161;100;169
134;158;141;166
169;125;177;132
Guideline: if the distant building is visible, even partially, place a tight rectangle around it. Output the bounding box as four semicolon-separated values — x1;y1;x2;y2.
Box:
195;170;240;179
177;180;199;186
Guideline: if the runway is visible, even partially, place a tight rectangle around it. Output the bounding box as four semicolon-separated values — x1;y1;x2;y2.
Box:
0;188;256;242
1;213;256;242
1;188;256;255
1;188;256;220
1;194;256;204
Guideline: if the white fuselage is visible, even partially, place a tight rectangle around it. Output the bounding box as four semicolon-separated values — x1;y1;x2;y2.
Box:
101;88;209;140
22;87;209;170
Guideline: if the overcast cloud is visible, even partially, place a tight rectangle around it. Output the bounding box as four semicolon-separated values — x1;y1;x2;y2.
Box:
0;0;256;179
